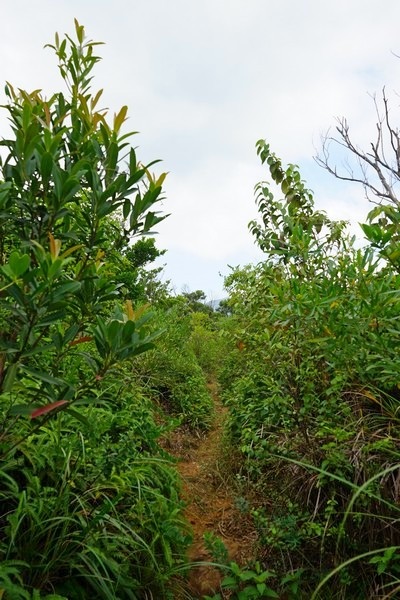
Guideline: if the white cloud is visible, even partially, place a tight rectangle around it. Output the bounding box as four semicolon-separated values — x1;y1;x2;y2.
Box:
158;156;264;253
1;0;400;295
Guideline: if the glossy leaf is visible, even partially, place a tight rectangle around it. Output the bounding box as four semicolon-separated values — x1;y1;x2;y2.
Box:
30;400;68;419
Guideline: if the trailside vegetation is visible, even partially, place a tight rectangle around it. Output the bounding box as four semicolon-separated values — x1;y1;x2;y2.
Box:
217;139;400;598
0;21;216;599
3;18;400;600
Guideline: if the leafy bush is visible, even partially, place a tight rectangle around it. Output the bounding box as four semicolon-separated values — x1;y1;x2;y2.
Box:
136;301;215;429
188;311;225;378
218;141;400;597
0;21;190;599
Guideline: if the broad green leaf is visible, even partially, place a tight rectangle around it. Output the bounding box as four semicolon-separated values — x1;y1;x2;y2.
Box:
8;252;30;277
64;407;89;426
41;151;53;180
8;404;35;416
20;366;66;387
2;363;19;392
106;141;119;174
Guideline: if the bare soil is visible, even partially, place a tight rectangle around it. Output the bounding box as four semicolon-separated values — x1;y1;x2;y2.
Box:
164;381;257;598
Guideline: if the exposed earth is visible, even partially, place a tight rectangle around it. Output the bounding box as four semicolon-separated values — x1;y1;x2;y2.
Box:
165;382;258;598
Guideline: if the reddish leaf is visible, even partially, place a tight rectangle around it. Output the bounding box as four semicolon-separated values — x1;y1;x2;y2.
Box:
30;400;68;419
69;336;93;346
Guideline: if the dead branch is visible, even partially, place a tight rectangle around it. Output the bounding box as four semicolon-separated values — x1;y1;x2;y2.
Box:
315;89;400;208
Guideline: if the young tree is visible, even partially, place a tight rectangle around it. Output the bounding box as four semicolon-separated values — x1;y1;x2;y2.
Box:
0;19;167;419
249;139;348;277
0;22;189;599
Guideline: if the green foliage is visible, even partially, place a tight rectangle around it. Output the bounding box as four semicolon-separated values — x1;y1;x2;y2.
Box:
214;562;279;599
188;311;225;377
0;405;190;597
249;140;348;275
181;289;214;315
0;21;190;599
203;533;303;600
361;204;400;273
203;534;279;600
113;238;170;304
0;18;168;412
218;140;400;598
136;301;215;429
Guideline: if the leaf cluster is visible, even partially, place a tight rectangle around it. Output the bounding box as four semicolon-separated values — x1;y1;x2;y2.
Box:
218;142;400;598
0;21;190;599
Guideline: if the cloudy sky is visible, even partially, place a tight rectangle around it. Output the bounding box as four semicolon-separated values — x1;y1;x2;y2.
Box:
2;1;400;298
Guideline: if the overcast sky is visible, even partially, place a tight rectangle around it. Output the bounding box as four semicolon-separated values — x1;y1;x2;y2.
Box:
2;1;400;298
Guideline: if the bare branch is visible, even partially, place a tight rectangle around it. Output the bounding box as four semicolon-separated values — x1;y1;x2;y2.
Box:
315;89;400;209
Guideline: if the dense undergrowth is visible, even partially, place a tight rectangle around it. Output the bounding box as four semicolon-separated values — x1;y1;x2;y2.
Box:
217;141;400;598
135;303;215;430
0;22;216;599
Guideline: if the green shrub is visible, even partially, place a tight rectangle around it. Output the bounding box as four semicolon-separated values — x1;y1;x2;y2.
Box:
218;142;400;597
136;303;214;429
0;21;190;599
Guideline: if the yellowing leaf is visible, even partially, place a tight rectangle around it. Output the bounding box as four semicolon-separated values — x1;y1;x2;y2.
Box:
131;303;150;320
95;249;105;269
125;300;134;321
361;388;381;406
156;172;168;187
114;105;128;133
43;102;51;127
60;244;84;259
91;88;104;110
49;232;61;259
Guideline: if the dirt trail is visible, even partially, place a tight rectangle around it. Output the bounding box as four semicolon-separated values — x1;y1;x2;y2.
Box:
167;381;257;598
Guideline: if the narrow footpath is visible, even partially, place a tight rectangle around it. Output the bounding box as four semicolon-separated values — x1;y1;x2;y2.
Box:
168;381;257;598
